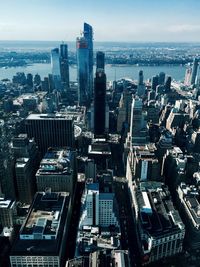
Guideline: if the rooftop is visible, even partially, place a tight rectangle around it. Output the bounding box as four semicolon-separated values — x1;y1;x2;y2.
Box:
26;113;74;121
137;182;184;237
11;191;70;256
37;149;73;176
0;198;15;209
178;181;200;227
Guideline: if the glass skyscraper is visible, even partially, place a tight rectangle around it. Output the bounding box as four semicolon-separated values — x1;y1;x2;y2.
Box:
83;22;93;100
60;43;70;89
50;48;61;91
76;23;94;106
76;37;89;105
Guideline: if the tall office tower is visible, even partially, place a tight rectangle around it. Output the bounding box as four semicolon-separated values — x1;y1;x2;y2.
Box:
130;96;147;145
36;148;76;195
25;113;74;155
76;37;89;105
60;43;70;89
26;73;33;88
12;135;39;203
165;76;172;92
158;72;165;85
117;90;132;132
15;158;36;204
84;22;93;100
51;48;61;91
0;198;16;228
96;51;105;70
151;75;159;91
138;70;144;85
34;74;41;86
94;70;106;136
184;67;192;86
80;182;119;227
191;57;199;85
10;191;72;267
137;70;145;96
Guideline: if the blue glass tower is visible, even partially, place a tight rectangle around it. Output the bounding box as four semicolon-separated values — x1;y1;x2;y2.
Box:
84;22;93;101
76;37;89;105
60;43;70;89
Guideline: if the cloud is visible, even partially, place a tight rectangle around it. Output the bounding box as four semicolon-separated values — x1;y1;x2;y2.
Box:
167;24;200;33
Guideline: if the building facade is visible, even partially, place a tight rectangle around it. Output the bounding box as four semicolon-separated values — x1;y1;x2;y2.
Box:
10;191;72;267
25;113;74;155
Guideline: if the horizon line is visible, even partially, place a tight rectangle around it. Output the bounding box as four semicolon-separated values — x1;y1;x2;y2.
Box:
0;40;200;44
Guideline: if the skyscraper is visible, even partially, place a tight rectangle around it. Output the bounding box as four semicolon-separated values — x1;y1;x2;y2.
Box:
130;96;147;145
191;57;199;85
50;48;61;90
96;51;105;70
76;37;89;105
158;72;166;85
184;67;192;86
25;113;75;155
137;70;145;96
152;75;159;91
165;76;172;92
60;43;70;89
94;69;106;136
138;70;144;85
84;22;94;100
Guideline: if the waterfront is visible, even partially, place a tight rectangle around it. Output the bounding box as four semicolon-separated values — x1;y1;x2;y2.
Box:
0;63;186;82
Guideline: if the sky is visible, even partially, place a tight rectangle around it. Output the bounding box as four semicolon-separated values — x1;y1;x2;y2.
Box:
0;0;200;42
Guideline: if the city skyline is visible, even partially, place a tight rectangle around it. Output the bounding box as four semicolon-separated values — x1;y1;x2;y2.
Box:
0;0;200;42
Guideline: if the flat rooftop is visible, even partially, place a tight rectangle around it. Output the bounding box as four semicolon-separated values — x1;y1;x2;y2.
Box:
137;182;184;237
11;192;70;256
26;113;74;121
0;198;15;209
37;149;72;176
178;182;200;227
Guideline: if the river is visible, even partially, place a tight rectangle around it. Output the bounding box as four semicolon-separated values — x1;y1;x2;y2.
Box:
0;63;186;82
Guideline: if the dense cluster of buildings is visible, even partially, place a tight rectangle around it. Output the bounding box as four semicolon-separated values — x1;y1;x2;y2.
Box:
0;22;200;267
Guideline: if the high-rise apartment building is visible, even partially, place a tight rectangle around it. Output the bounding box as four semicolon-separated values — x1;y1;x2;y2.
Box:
25;113;74;155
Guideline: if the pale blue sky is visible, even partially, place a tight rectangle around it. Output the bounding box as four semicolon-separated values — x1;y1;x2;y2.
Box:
0;0;200;42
